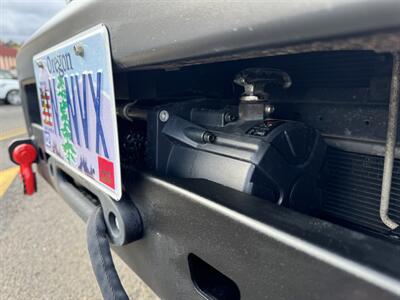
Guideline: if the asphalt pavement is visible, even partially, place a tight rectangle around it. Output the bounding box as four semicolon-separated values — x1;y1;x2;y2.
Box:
0;105;158;300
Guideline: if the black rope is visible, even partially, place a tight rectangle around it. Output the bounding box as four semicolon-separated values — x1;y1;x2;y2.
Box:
87;206;129;300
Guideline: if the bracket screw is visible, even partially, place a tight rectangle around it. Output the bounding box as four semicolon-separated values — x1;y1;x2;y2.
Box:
203;131;216;143
264;105;275;115
224;112;237;123
159;110;169;122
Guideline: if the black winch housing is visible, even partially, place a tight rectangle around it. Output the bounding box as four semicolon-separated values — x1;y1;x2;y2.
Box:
140;99;326;213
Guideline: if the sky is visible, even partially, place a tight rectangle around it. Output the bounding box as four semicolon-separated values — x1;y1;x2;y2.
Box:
0;0;66;43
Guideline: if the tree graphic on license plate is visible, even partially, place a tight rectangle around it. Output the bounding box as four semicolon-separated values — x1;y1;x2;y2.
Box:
57;75;76;163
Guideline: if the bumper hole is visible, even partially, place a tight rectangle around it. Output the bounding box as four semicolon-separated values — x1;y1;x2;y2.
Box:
188;253;240;300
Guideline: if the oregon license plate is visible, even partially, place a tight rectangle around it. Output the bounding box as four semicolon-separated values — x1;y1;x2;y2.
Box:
33;24;121;200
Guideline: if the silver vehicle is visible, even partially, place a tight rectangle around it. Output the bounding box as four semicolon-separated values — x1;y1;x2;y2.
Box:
0;69;20;105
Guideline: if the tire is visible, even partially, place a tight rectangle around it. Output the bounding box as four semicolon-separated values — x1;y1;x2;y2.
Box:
6;90;21;105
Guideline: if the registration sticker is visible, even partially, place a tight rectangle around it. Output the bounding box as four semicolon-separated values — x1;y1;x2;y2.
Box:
33;24;121;200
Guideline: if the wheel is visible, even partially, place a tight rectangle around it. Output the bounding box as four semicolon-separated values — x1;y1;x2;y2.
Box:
6;89;21;105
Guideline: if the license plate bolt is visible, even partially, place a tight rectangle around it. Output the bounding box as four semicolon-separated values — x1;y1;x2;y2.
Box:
73;43;84;57
36;60;44;68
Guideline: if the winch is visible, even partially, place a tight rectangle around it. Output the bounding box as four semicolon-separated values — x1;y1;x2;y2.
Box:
119;69;326;213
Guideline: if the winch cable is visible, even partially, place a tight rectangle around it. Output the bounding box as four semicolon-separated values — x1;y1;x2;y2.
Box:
87;206;130;300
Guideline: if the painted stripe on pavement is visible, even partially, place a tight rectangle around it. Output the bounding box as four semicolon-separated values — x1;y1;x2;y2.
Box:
0;127;27;141
0;166;20;198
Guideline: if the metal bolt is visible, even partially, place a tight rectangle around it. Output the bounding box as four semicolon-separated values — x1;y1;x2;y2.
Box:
202;131;216;143
73;43;84;57
36;60;44;68
264;105;275;115
224;112;237;123
159;110;169;122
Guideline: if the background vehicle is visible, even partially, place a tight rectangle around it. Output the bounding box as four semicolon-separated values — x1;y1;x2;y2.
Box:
13;1;400;299
0;69;21;105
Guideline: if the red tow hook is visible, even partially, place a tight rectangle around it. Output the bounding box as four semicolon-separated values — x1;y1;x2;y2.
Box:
11;143;37;195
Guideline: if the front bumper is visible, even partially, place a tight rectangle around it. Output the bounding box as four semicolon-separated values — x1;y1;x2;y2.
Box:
17;0;400;298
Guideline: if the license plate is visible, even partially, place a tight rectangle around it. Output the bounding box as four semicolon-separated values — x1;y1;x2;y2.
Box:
33;24;121;200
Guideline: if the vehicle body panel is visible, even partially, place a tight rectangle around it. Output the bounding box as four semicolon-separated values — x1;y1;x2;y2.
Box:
17;0;400;81
16;1;400;299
